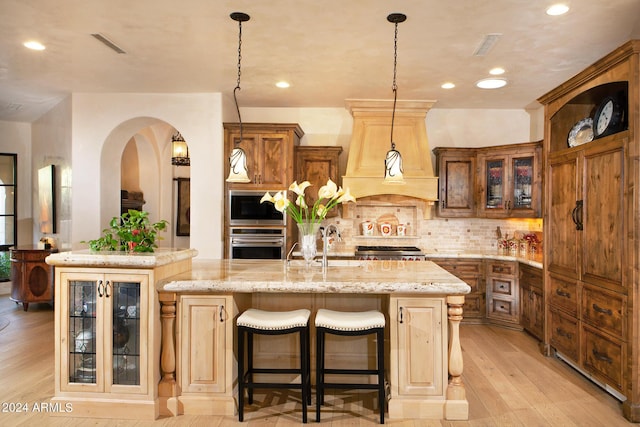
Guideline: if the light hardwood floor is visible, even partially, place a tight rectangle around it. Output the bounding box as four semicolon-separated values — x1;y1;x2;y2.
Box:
0;296;634;426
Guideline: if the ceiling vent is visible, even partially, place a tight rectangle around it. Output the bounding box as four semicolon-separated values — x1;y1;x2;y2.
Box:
91;33;126;54
473;33;502;56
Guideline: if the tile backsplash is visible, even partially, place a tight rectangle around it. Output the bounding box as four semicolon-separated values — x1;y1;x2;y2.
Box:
322;203;543;254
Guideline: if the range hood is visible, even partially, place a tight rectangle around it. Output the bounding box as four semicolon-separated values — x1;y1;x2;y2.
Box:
342;99;439;203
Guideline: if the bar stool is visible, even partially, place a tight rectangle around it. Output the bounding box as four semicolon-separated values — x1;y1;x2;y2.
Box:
237;308;311;423
315;308;386;424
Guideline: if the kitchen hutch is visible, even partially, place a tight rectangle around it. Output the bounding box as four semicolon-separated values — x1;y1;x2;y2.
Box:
46;249;196;420
10;245;57;311
433;141;542;219
538;39;640;421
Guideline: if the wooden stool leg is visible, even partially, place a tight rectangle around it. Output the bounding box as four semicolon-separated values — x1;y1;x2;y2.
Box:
238;327;245;422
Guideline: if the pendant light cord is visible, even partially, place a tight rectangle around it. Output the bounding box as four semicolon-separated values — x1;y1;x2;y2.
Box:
234;18;244;146
390;20;399;151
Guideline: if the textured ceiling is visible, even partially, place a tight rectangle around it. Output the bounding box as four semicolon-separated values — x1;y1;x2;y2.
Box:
1;0;639;122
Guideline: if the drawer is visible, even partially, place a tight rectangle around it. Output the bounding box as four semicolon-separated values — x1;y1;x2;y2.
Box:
463;293;484;318
10;250;52;262
519;264;542;289
433;259;483;275
548;306;579;362
582;285;626;339
488;276;515;297
486;260;516;276
548;274;578;317
582;324;624;392
487;296;518;321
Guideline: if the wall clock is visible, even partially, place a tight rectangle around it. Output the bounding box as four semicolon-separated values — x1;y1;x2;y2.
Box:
593;95;626;139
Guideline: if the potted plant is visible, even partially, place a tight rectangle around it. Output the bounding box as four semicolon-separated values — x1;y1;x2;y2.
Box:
85;209;168;253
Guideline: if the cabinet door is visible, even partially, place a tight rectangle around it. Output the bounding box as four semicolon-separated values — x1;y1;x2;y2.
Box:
435;152;476;217
180;296;227;394
547;152;580;278
294;146;342;217
392;298;446;397
257;133;290;187
59;272;149;395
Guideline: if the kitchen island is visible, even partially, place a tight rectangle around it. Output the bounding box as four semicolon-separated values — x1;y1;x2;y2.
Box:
157;258;470;421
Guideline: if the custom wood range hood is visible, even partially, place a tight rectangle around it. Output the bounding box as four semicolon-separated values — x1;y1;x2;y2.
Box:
342;99;439;217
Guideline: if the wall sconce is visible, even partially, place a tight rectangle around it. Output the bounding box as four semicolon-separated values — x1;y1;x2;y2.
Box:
383;13;406;185
226;12;251;183
171;132;190;166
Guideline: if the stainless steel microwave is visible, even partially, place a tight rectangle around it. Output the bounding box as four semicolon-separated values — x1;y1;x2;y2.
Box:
228;190;286;226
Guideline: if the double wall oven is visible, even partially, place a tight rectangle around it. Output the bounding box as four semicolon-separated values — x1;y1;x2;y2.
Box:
228;190;287;259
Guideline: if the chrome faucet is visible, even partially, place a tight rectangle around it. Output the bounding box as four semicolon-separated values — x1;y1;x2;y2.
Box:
320;224;341;272
286;242;299;270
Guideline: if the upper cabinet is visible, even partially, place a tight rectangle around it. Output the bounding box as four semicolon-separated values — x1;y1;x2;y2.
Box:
477;142;542;218
224;123;304;189
294;146;342;217
433;141;542;219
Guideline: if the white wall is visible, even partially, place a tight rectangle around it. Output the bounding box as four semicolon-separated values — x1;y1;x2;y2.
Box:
0;119;32;245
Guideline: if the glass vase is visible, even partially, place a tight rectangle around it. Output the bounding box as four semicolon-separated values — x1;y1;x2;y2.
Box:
297;222;321;268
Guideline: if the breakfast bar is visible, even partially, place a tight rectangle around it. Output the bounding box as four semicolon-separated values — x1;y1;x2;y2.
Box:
156;258;471;421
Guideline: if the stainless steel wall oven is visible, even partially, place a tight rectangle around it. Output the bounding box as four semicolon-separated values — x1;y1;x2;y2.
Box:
228;190;286;226
229;227;286;260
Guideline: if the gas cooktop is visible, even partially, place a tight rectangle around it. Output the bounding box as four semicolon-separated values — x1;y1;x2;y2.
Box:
355;245;424;258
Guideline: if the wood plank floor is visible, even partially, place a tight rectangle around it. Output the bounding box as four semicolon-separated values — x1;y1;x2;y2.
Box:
0;296;634;426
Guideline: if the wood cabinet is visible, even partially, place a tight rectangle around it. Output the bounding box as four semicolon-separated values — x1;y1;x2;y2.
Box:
485;260;520;328
538;40;639;420
476;141;542;218
10;246;57;311
520;263;543;341
224;123;303;188
294;146;342;218
51;253;193;420
433;148;476;217
432;258;484;322
389;296;447;416
433;141;541;218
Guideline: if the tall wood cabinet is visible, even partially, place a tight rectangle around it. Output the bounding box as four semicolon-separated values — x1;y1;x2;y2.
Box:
538;40;639;421
433;148;476;217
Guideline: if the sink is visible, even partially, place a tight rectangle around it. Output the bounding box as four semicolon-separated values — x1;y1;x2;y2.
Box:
287;259;363;268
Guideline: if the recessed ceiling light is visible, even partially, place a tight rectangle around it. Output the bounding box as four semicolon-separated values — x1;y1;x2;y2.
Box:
546;4;569;16
476;78;507;89
23;40;45;50
441;82;455;89
276;81;290;88
489;67;505;75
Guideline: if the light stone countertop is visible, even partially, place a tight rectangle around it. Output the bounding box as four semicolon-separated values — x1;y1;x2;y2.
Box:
45;248;198;268
158;259;471;295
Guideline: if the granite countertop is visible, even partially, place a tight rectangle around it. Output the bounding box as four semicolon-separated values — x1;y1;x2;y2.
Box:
45;248;198;268
158;259;471;295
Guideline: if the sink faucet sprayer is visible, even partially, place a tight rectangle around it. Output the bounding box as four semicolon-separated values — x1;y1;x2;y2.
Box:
320;224;341;273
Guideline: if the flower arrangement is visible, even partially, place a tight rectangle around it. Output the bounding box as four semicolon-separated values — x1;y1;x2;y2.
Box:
260;179;356;225
84;209;168;253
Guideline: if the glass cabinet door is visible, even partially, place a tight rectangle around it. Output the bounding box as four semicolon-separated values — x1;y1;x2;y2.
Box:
512;157;533;210
485;159;504;209
111;281;141;386
68;280;99;385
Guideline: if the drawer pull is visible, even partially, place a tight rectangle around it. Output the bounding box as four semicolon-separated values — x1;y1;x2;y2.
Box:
592;349;613;364
592;304;613;316
555;288;571;298
556;328;573;339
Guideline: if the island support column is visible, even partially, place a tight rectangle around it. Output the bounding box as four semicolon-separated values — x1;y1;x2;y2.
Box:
445;295;468;419
158;293;178;416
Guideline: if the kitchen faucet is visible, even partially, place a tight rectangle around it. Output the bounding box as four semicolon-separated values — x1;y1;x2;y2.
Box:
320;224;341;272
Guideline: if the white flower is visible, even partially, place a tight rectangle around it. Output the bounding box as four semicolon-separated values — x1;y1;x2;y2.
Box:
289;181;311;196
296;194;308;209
337;187;356;204
318;178;338;200
272;191;290;213
260;192;275;204
316;204;327;218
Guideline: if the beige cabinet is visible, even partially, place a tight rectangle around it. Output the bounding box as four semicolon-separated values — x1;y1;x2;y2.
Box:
389;297;446;399
539;40;639;419
476;142;542;218
224;123;303;188
485;260;520;328
54;269;155;418
433;148;476;218
519;264;543;341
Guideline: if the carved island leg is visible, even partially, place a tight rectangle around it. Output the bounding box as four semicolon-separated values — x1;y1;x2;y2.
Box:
445;295;468;420
159;293;178;415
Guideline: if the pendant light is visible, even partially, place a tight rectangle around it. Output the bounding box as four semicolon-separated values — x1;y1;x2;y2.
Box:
171;131;190;166
226;12;251;183
383;13;406;184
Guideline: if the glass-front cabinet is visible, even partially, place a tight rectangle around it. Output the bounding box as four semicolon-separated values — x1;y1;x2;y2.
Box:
59;271;149;395
477;142;541;218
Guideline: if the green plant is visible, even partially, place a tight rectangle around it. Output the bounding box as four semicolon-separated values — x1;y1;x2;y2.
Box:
0;251;10;280
85;209;168;253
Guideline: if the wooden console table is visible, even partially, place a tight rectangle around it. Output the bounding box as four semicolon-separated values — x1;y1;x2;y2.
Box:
10;246;57;311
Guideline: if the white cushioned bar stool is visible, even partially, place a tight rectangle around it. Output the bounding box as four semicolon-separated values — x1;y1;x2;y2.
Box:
315;308;386;424
237;308;312;423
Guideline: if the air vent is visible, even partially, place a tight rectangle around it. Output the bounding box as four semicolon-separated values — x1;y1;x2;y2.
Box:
473;33;502;56
91;33;126;54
